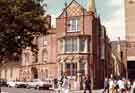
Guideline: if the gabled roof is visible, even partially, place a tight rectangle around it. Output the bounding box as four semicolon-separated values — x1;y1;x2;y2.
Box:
57;0;88;18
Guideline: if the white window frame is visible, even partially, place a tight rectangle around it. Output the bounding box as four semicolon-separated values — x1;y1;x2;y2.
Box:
79;38;88;53
67;19;80;32
64;38;78;53
42;49;48;63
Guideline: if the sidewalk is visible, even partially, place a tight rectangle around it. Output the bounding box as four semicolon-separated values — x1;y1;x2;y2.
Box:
70;89;103;93
54;89;104;93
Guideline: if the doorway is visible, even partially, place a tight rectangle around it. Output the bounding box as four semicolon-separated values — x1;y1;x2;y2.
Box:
31;67;38;79
127;61;135;81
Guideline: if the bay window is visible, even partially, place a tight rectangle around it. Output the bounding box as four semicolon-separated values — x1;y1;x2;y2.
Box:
67;18;80;32
65;38;78;52
59;38;87;53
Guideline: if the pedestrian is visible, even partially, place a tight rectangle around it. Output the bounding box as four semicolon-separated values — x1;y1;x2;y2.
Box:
103;77;109;93
80;74;84;90
84;75;91;93
117;78;126;93
132;80;135;93
54;78;58;89
114;79;119;93
125;79;131;93
109;78;115;93
62;74;69;93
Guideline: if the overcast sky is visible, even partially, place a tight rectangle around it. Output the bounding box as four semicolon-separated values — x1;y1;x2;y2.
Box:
45;0;125;41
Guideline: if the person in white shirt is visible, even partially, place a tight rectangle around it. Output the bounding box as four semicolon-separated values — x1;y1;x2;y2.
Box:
117;78;125;93
62;75;69;93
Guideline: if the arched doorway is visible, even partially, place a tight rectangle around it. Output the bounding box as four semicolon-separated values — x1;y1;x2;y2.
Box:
127;56;135;81
31;67;38;79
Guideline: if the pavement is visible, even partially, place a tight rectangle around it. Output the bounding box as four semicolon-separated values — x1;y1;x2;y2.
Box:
55;89;104;93
1;87;104;93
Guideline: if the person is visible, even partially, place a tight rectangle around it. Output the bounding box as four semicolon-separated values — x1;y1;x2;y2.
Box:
103;77;109;93
62;74;69;93
109;78;115;93
60;75;64;87
132;80;135;93
84;75;91;93
117;78;125;93
80;74;84;90
125;79;131;93
54;78;58;89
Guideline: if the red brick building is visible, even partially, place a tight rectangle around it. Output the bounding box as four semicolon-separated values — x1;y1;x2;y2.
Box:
56;0;112;89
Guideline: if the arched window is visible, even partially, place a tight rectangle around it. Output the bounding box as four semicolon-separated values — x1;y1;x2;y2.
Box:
42;49;48;63
24;53;30;65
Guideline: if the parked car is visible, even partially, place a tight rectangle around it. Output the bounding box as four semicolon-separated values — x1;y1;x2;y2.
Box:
7;80;17;87
15;81;28;88
0;79;8;87
27;79;52;90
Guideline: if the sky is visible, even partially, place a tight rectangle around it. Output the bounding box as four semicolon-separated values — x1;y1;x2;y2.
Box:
45;0;125;41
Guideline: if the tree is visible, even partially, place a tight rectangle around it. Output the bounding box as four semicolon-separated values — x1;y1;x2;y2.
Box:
0;0;48;61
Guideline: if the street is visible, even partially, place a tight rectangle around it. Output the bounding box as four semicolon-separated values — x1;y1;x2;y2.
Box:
0;87;103;93
1;87;55;93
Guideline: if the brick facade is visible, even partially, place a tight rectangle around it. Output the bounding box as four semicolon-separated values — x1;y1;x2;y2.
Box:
0;0;112;90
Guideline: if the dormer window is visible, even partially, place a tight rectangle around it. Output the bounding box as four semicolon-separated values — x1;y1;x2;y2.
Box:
67;18;80;32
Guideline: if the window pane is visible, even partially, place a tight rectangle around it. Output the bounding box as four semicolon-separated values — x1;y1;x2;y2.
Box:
72;63;77;76
67;19;80;32
65;63;77;76
76;19;80;31
65;63;70;76
71;19;76;31
59;40;63;52
65;39;72;52
45;69;48;78
80;39;85;52
42;49;48;63
80;63;85;74
72;38;78;52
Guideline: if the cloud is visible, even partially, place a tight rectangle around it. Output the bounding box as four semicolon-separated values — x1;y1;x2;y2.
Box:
100;0;125;41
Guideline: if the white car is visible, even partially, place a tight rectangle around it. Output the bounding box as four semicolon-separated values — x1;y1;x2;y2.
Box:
27;79;52;90
7;81;17;87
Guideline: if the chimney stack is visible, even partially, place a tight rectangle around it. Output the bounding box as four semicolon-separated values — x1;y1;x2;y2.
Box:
46;15;51;29
88;0;96;13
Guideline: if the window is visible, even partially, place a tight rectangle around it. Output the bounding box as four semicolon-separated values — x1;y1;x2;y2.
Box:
65;63;77;76
42;49;48;63
65;38;78;52
5;69;7;80
24;53;30;65
10;68;13;78
45;69;48;79
80;39;85;52
79;63;85;74
59;40;64;52
67;18;80;32
72;39;78;52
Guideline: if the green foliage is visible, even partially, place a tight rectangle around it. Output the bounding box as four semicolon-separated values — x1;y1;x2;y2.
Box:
0;0;47;61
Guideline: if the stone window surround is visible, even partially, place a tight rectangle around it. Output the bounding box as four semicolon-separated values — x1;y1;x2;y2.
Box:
59;37;88;53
